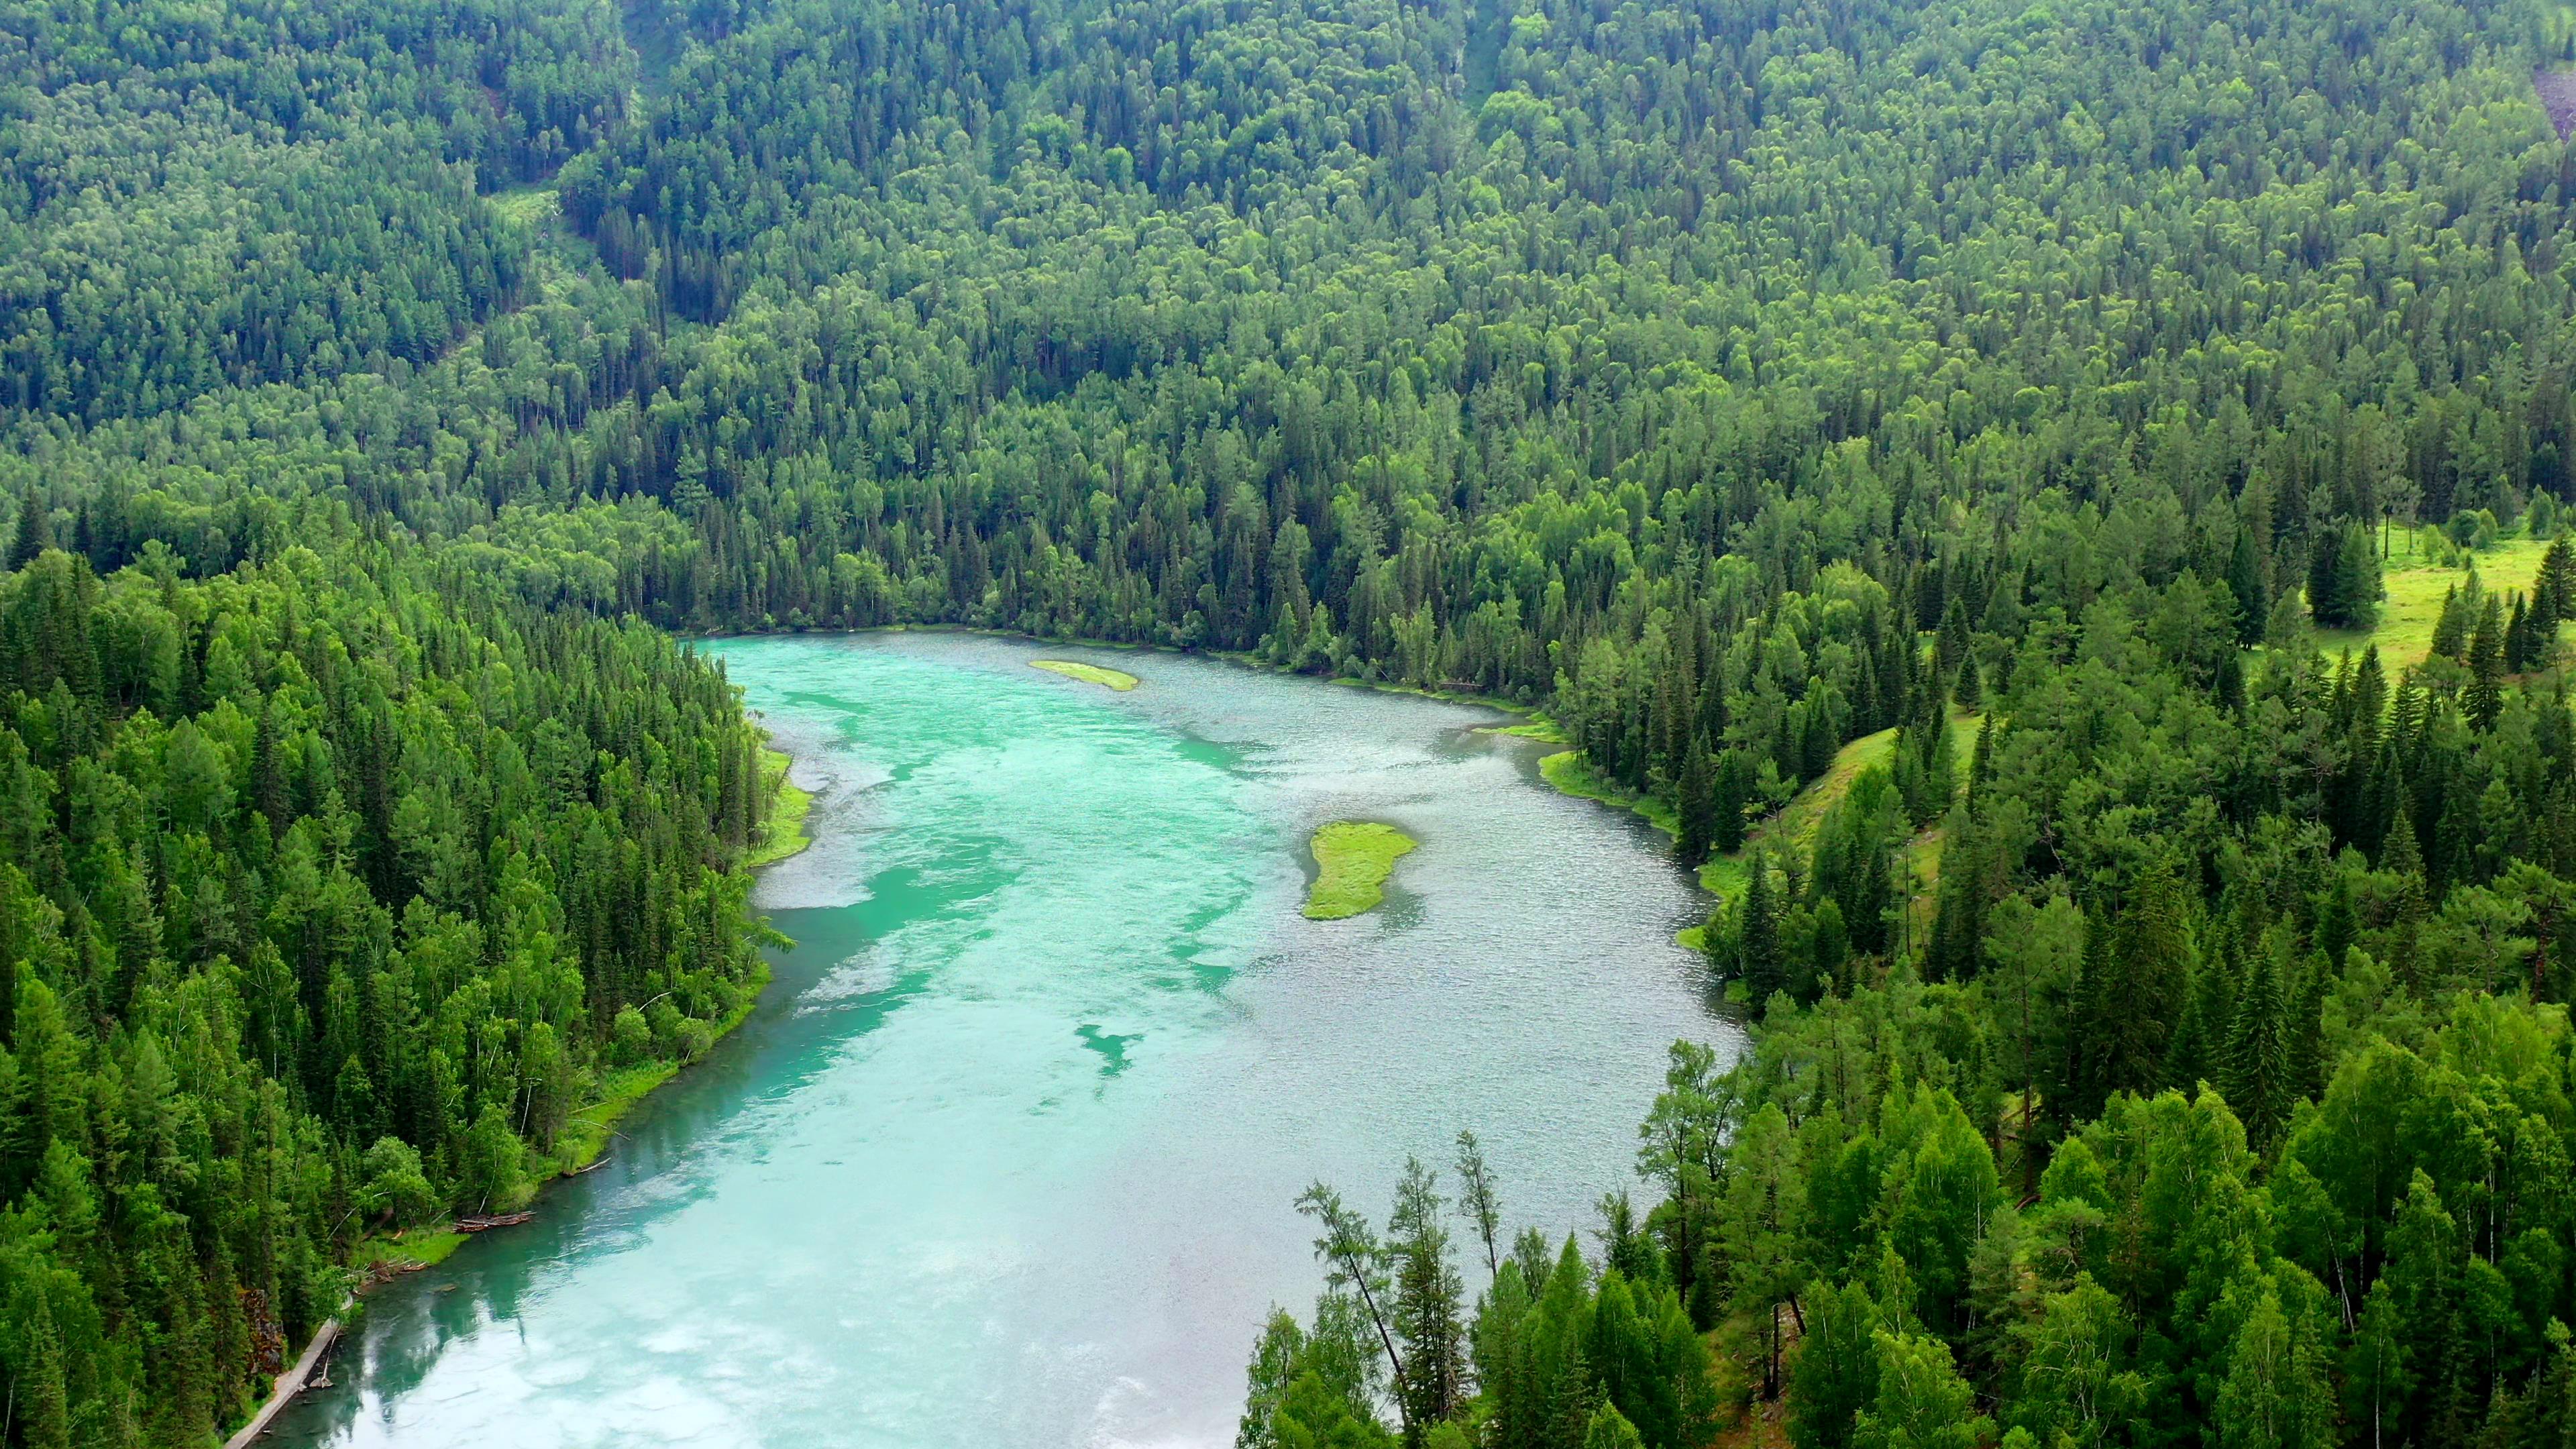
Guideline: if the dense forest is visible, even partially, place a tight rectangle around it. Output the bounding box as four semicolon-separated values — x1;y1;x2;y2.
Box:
5;0;2576;1441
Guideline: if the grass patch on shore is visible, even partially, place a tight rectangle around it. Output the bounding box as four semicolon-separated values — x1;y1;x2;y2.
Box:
1304;821;1418;919
550;1061;678;1176
1539;712;1980;912
549;959;773;1175
742;747;812;869
2314;535;2567;669
349;1229;469;1275
1032;659;1140;690
1477;718;1567;741
1539;750;1680;836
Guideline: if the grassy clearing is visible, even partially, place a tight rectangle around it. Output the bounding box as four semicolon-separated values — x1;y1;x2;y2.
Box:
347;1229;468;1275
1032;659;1140;690
2314;533;2567;669
1304;821;1419;920
741;747;811;869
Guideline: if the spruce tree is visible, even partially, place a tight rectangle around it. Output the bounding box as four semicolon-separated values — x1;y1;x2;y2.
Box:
2096;856;2192;1104
1711;749;1751;854
1388;1159;1466;1438
2336;521;2383;627
1675;740;1716;866
1741;853;1786;1008
2533;533;2574;623
2221;943;2290;1146
2504;592;2533;674
2467;594;2506;731
2227;523;2271;644
2307;527;2345;626
2430;584;2469;661
4;492;47;573
17;1292;72;1449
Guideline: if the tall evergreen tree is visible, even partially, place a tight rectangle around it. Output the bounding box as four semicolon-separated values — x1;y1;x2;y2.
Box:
2467;594;2507;731
1676;741;1717;867
2221;943;2290;1146
1741;854;1786;1009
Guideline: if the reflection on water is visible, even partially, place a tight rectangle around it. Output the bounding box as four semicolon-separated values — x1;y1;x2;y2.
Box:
268;634;1736;1449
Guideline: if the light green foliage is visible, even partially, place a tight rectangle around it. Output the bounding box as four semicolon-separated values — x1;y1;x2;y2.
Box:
1030;659;1140;691
357;1137;437;1228
1303;822;1419;920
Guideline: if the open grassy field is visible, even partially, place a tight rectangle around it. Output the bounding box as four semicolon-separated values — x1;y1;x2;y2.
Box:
1303;821;1418;919
1031;659;1140;690
2313;531;2567;669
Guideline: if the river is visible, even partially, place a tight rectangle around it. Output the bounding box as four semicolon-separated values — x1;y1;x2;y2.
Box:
265;633;1735;1449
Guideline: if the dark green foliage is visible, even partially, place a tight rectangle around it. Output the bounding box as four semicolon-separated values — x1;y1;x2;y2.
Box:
0;545;771;1442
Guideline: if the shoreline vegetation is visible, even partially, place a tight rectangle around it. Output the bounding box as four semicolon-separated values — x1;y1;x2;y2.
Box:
1303;822;1419;920
1031;658;1142;690
743;745;814;868
313;740;808;1289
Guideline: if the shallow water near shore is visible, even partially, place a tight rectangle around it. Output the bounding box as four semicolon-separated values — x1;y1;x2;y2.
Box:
265;633;1735;1449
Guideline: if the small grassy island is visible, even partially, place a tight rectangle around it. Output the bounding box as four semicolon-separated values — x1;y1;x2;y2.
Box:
1302;821;1418;920
1031;659;1140;691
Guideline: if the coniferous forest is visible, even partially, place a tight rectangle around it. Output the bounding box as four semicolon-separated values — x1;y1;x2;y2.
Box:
5;0;2576;1442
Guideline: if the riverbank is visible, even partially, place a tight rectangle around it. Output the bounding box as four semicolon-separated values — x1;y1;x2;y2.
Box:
743;745;813;869
239;738;811;1438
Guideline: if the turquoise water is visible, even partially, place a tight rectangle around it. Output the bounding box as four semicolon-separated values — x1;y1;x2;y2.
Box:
268;634;1733;1449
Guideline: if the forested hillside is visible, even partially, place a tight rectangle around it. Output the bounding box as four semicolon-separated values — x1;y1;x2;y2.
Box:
4;0;2576;1442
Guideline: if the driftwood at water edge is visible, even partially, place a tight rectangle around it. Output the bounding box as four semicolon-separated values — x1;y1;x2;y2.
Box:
455;1211;535;1232
221;1316;341;1448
